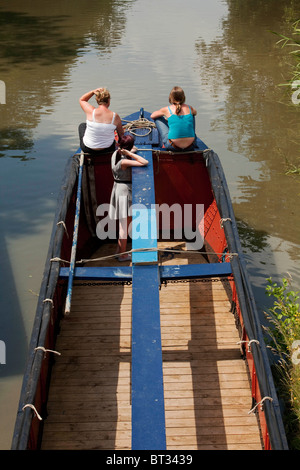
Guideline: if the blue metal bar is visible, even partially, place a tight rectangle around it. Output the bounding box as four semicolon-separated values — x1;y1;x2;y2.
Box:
59;262;232;282
59;266;132;281
64;152;84;315
160;262;232;280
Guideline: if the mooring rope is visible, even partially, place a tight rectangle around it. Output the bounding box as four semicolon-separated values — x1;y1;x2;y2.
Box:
122;117;156;136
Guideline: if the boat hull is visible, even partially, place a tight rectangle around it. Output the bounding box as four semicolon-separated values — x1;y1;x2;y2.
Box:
11;110;288;450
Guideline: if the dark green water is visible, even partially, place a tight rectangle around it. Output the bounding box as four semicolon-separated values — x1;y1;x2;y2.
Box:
0;0;299;449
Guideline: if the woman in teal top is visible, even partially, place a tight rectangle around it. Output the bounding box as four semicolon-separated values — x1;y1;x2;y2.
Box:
151;86;198;151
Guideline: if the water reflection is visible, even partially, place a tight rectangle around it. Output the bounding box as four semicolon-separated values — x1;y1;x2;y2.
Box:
195;0;300;249
0;128;34;159
0;0;135;158
236;218;269;253
0;11;79;67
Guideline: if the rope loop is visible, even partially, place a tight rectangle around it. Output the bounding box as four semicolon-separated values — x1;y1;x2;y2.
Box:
57;221;69;238
248;397;273;414
22;404;42;421
220;218;232;228
34;346;61;357
43;298;54;308
237;339;260;352
227;252;238;260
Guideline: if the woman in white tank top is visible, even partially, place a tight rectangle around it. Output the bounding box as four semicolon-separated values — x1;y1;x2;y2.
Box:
79;88;124;154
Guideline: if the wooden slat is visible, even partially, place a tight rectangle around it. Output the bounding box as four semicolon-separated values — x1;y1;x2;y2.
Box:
41;242;262;450
41;283;132;450
159;275;262;451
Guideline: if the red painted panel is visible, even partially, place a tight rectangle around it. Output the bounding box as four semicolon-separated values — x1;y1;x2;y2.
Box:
153;152;213;234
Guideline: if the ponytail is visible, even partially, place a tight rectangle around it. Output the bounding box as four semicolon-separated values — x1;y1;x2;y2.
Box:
175;102;182;115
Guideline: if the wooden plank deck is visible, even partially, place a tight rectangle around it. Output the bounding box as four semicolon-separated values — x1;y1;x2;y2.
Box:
41;242;262;450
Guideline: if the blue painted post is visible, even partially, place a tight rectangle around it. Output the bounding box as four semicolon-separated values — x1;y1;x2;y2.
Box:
131;265;166;450
131;146;166;450
64;152;84;315
131;145;157;265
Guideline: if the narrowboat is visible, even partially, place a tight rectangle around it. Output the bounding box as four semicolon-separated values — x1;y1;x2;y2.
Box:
11;109;288;450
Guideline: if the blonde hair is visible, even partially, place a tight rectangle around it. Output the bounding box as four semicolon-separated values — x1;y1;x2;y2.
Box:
95;87;111;105
169;86;186;115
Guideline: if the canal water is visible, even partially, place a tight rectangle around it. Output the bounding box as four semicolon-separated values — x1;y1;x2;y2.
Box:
0;0;299;449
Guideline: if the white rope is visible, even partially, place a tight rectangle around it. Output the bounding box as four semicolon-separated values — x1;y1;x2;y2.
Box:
77;247;238;264
34;346;61;356
220;218;232;228
122;117;156;136
50;257;70;264
227;253;238;260
136;147;212;155
57;221;69;238
22;404;42;421
249;339;260;349
43;298;54;307
50;248;238;266
237;339;260;352
248;397;273;414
